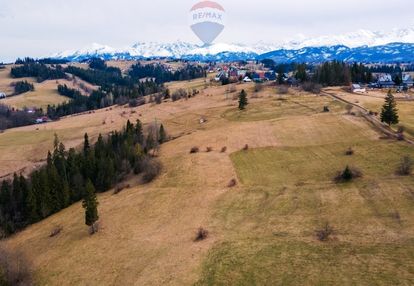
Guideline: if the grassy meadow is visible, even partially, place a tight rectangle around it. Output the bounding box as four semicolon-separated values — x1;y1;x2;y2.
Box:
1;83;414;285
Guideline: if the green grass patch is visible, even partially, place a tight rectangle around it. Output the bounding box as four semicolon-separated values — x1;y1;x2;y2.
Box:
196;239;414;286
230;141;414;186
223;96;344;122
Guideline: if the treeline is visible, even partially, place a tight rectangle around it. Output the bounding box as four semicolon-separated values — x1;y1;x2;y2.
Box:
65;65;130;88
260;59;375;86
366;64;414;74
0;104;41;131
47;80;160;118
48;86;107;118
0;120;166;236
285;61;373;86
11;63;66;83
13;80;34;95
129;63;206;83
88;58;107;70
15;57;69;65
312;61;352;86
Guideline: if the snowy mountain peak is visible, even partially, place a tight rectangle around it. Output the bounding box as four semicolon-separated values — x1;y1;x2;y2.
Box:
52;27;414;63
282;27;414;49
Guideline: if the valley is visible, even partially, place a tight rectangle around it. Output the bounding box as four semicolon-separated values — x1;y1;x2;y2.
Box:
1;68;413;285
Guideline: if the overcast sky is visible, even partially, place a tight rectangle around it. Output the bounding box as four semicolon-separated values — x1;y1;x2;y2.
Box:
1;0;413;62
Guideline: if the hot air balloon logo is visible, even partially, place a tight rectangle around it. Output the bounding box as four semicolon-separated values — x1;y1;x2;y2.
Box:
189;1;225;46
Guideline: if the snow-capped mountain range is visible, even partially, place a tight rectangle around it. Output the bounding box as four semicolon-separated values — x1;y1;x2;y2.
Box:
53;27;414;63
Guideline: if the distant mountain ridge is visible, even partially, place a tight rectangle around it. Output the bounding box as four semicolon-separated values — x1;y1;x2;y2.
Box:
52;27;414;63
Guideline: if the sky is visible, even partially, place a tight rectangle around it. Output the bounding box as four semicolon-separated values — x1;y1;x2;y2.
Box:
1;0;413;62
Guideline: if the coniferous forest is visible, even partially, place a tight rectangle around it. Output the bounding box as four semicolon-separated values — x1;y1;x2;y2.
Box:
0;120;165;237
11;62;66;83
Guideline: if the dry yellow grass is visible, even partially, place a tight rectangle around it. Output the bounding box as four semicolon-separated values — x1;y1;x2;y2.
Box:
325;87;414;138
0;64;98;111
1;80;69;110
1;83;414;285
0;65;36;96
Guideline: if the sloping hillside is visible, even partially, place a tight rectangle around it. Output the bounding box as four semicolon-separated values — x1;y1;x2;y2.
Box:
1;82;414;285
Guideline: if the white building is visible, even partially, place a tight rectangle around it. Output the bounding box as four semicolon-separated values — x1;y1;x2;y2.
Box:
0;92;6;99
351;84;366;93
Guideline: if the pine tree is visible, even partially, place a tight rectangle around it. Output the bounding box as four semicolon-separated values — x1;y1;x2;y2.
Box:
238;89;248;110
380;90;399;126
24;182;38;223
82;180;99;234
83;133;90;156
135;120;144;144
53;133;60;153
61;179;71;208
159;124;166;144
38;169;52;218
47;163;63;213
342;166;353;181
12;173;22;217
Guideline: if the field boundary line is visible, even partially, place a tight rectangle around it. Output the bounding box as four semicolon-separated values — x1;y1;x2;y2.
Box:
322;91;414;145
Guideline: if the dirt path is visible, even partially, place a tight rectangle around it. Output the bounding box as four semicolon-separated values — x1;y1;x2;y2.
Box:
322;90;414;145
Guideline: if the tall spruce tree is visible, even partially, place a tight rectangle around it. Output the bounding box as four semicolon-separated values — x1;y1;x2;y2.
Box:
135;120;144;144
24;180;38;223
380;90;399;126
83;133;90;156
82;180;99;234
238;89;248;110
159;124;166;144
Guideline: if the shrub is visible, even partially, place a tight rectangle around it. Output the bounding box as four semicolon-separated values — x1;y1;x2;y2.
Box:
155;94;163;104
114;184;131;195
242;144;249;151
397;126;405;141
390;211;401;224
141;158;162;183
172;88;187;101
334;166;362;182
396;156;413;176
254;83;264;93
128;97;145;107
206;147;213;152
49;226;63;237
191;89;199;97
89;222;100;235
323;106;330;112
227;179;237;188
190;146;200;154
221;146;227;153
345;147;354;156
194;227;209;242
227;84;237;93
345;104;353;114
315;223;334;242
0;246;33;286
302;82;322;94
277;85;289;95
115;96;129;106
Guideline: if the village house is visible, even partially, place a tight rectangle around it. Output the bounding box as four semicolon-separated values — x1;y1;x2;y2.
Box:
377;74;395;88
402;73;414;87
35;116;51;124
264;71;276;81
351;84;367;93
138;77;156;83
